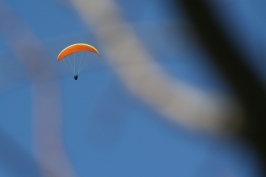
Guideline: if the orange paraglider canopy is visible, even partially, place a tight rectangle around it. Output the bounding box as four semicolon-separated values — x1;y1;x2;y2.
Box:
57;43;100;61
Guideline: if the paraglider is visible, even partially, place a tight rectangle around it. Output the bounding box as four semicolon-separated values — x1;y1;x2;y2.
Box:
57;43;100;80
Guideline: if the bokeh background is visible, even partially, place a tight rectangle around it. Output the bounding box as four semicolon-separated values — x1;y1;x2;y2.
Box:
0;0;265;177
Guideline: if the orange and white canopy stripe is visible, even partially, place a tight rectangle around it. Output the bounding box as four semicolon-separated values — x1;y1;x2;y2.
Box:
57;43;100;61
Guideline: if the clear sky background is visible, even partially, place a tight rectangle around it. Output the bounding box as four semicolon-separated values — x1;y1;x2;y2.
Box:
0;0;265;177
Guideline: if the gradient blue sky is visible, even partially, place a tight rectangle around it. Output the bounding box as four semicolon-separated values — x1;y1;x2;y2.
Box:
0;0;264;177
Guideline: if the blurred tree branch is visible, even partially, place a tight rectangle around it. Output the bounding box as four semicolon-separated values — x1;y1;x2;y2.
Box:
176;0;266;175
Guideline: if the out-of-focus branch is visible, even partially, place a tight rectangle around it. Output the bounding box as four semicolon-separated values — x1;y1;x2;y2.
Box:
176;0;266;175
70;0;243;134
0;2;77;177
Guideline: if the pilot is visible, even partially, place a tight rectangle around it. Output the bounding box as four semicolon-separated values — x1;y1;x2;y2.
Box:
74;74;78;80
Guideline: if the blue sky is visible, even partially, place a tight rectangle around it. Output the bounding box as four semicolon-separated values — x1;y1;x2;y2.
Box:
0;0;264;177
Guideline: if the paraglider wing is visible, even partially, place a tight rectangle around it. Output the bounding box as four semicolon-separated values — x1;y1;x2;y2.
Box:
57;43;100;61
